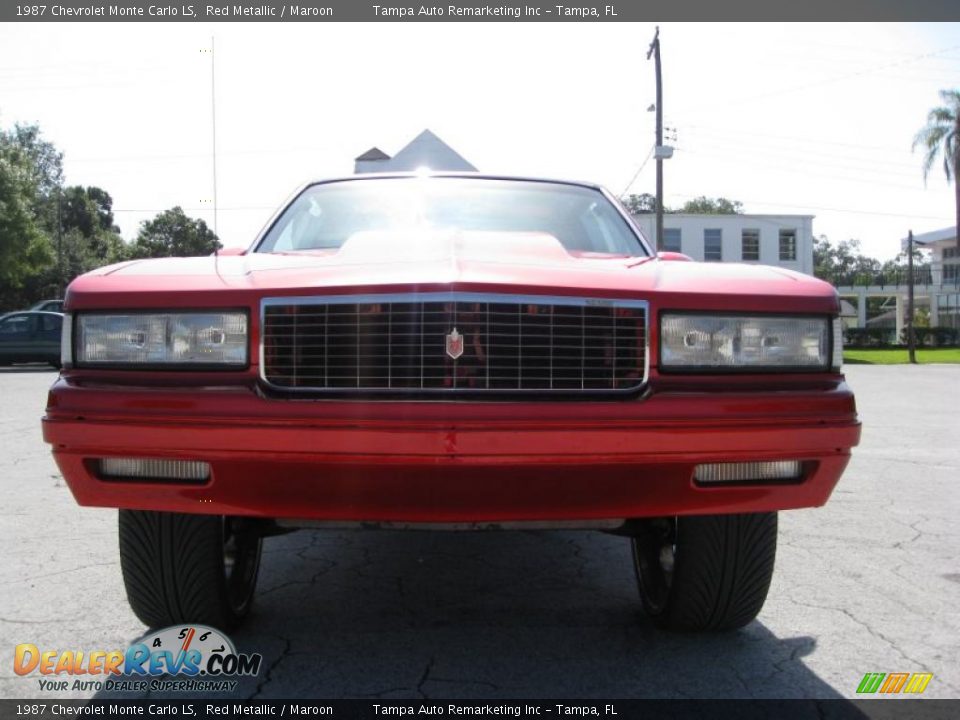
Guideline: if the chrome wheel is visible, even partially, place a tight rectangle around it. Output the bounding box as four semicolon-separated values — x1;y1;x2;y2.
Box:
223;517;261;615
631;517;678;615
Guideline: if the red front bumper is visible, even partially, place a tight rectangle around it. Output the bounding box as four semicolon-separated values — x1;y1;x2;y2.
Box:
42;378;860;522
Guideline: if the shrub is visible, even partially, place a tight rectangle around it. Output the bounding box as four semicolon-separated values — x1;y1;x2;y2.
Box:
845;327;893;347
931;327;959;347
899;327;930;347
897;326;958;347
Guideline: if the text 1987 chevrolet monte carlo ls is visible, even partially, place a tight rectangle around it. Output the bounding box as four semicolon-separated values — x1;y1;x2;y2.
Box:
43;175;860;632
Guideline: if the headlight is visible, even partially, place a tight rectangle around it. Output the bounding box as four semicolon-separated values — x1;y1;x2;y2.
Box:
75;312;248;367
660;313;830;370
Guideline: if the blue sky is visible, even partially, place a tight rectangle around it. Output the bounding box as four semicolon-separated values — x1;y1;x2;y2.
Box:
0;21;958;260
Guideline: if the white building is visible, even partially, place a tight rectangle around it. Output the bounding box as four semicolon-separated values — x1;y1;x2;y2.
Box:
834;226;960;335
630;213;815;275
355;129;477;174
909;226;960;286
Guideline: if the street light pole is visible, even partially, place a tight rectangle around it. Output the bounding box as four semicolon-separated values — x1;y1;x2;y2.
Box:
647;26;663;252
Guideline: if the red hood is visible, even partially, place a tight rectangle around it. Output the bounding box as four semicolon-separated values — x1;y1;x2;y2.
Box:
66;231;838;314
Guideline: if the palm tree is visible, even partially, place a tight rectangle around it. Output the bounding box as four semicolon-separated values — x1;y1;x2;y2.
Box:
913;89;960;249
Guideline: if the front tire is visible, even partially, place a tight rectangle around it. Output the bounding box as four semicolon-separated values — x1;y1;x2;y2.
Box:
631;512;777;632
119;510;262;630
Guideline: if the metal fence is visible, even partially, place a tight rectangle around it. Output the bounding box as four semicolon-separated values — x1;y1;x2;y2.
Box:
832;262;959;289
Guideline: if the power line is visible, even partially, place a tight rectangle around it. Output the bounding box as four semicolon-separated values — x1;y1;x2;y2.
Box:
673;145;930;187
679;124;921;164
676;139;922;178
673;43;960;115
619;145;654;196
672;145;938;195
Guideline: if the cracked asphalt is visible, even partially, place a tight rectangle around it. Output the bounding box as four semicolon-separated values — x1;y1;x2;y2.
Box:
0;365;957;700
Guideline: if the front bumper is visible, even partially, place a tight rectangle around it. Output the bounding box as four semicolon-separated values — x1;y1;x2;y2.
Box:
43;378;860;522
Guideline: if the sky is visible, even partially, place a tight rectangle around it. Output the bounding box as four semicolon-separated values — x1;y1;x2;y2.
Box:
0;21;958;260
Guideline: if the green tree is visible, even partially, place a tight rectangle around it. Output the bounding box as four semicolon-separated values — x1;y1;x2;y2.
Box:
61;185;118;237
0;142;54;308
620;193;660;214
59;185;126;270
4;123;63;196
129;207;220;259
0;121;69;307
677;196;743;214
913;89;960;248
621;194;745;216
813;236;885;286
0;120;131;307
2;123;64;237
880;246;931;286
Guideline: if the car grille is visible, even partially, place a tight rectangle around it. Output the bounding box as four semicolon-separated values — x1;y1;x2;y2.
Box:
261;293;647;394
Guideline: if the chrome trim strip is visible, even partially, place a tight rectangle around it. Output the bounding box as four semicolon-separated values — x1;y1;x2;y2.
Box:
259;292;650;396
274;519;628;531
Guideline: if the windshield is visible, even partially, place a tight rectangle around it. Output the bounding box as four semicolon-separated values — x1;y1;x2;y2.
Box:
255;177;648;257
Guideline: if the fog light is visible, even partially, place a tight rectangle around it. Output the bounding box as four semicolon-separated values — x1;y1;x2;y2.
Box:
694;460;802;484
99;458;210;482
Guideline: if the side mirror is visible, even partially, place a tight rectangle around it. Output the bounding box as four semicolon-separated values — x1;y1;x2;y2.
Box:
657;251;693;262
214;247;247;257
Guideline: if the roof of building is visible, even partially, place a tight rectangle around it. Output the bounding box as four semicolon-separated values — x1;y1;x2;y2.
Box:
387;129;477;172
355;147;391;162
906;226;956;245
899;226;956;251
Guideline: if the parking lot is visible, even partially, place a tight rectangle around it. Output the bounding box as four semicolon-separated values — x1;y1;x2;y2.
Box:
0;365;957;700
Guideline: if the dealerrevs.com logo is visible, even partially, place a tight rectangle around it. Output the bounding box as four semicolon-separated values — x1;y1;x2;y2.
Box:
14;625;263;693
856;672;933;695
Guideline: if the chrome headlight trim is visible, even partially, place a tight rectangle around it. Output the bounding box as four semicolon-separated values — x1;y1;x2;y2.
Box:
659;312;831;372
60;312;73;369
832;317;844;371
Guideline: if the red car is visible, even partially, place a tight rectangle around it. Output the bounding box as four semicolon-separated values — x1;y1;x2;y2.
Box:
43;175;860;632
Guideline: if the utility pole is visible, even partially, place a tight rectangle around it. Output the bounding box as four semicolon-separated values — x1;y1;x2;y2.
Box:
210;35;219;240
57;185;63;296
907;229;917;364
647;26;664;252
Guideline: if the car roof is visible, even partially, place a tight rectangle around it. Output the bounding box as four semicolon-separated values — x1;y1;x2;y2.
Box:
301;172;606;192
2;310;64;318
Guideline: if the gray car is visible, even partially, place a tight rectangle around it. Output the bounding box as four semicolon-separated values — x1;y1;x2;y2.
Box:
30;299;64;313
0;311;63;368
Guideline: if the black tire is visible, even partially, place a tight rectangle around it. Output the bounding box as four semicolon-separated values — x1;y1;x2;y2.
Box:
631;512;777;632
119;510;262;630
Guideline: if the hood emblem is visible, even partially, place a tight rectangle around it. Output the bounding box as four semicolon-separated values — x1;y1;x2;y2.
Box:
445;327;464;360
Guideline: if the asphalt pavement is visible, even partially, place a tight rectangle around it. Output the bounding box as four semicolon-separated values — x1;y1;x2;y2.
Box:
0;364;957;700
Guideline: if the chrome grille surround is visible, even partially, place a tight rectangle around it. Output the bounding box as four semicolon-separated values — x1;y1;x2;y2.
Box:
259;293;649;395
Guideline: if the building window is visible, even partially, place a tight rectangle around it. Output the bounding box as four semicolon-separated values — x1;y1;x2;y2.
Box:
663;228;681;253
779;229;797;261
741;229;760;261
944;247;957;260
704;229;722;261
